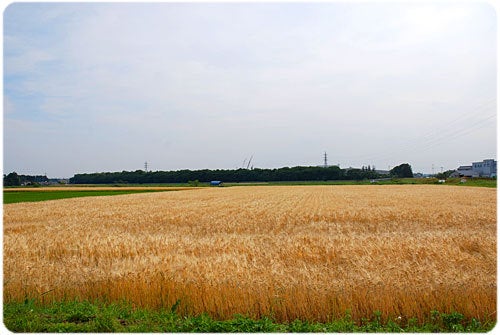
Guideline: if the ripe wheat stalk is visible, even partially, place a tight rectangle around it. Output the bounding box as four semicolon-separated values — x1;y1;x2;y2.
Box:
3;185;496;323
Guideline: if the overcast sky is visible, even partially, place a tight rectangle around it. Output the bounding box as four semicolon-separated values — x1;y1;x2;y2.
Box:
3;2;497;178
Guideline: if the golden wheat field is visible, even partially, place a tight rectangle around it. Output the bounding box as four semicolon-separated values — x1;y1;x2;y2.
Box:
3;185;496;323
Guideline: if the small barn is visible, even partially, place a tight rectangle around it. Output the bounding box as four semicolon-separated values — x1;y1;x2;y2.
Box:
210;181;223;187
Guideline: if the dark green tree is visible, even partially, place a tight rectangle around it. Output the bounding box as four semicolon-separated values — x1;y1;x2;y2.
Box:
390;163;413;178
436;169;455;179
4;172;21;186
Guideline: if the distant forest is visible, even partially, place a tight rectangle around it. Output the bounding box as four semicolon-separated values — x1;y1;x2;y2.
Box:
3;172;49;186
69;164;413;184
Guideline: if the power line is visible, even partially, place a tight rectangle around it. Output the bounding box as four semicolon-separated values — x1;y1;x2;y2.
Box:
413;98;495;142
336;99;496;164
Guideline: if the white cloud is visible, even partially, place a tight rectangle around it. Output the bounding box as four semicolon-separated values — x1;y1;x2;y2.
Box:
3;2;496;176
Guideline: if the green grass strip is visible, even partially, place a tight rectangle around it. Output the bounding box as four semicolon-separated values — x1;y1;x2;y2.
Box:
225;178;497;187
3;300;495;333
3;190;170;204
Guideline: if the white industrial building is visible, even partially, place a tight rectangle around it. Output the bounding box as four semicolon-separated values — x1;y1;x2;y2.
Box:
454;165;474;177
450;159;497;178
472;159;497;177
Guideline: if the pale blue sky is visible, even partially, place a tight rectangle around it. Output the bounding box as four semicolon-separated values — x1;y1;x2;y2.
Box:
3;2;497;177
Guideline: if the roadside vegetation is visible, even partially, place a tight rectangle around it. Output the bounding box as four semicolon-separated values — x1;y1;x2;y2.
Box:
226;177;496;187
4;300;495;333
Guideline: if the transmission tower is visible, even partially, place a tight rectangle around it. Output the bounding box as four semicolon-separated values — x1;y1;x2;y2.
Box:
246;155;253;169
144;161;148;172
323;152;328;168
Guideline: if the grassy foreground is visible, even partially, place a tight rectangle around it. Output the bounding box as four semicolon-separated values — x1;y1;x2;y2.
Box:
4;300;495;333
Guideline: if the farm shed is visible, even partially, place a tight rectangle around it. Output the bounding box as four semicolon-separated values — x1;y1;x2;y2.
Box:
210;181;223;186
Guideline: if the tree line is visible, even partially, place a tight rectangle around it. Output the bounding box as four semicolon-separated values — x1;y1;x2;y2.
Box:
3;172;49;186
3;164;413;186
68;164;413;184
